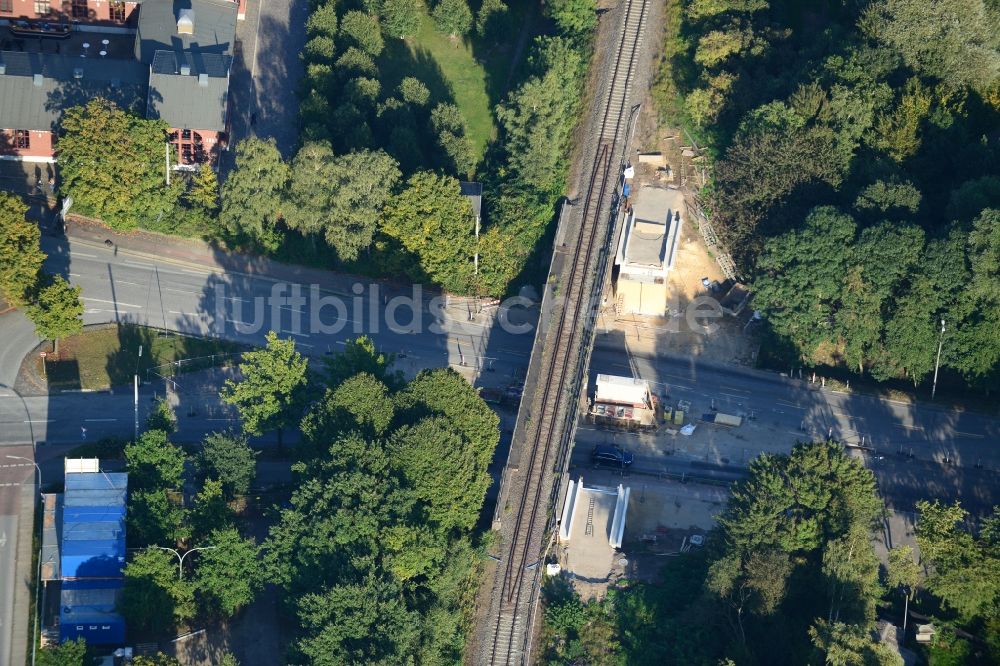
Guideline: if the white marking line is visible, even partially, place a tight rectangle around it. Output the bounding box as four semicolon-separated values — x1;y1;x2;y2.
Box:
112;279;146;287
280;330;310;338
670;384;695;392
955;431;985;439
69;273;81;277
71;252;98;258
719;392;747;400
223;296;250;303
720;386;750;394
168;311;199;317
123;260;152;269
775;401;806;410
23;419;53;423
0;463;32;468
164;287;199;295
895;424;925;431
182;268;210;276
84;418;117;422
83;297;143;309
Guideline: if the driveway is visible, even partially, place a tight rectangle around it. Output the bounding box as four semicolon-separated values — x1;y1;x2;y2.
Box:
228;0;308;162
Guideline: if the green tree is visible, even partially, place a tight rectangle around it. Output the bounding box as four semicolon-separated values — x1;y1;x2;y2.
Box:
809;620;902;666
753;207;856;359
390;416;490;530
430;103;476;177
144;397;176;434
285;144;401;261
394;367;500;472
194;527;263;616
861;0;1000;92
382;0;421;38
854;179;922;217
707;549;793;645
221;331;309;442
340;10;384;56
131;656;181;666
886;544;920;601
58;98;178;231
915;500;1000;620
128;488;188;547
475;0;508;38
432;0;472;37
122;548;195;630
545;0;595;35
302;374;396;449
190;478;233;540
199;430;256;498
186;165;220;214
125;429;186;490
497;37;585;194
0;192;44;306
323;335;401;388
37;638;87;666
398;77;430;106
382;171;477;293
219;138;289;252
25;274;83;353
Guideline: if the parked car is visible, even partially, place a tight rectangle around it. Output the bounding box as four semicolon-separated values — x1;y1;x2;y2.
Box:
591;444;634;467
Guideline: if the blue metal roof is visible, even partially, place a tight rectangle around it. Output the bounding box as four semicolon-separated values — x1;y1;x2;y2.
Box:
65;473;128;492
60;587;125;645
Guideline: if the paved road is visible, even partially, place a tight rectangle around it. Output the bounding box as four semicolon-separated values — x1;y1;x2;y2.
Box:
0;450;35;666
0;232;536;389
578;337;1000;515
228;0;307;161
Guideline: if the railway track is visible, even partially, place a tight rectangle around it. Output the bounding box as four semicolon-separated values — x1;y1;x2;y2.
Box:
480;0;649;663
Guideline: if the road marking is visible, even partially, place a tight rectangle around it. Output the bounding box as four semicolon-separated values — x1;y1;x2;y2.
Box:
720;386;750;394
72;252;98;258
123;260;152;269
112;279;146;287
281;330;310;338
84;418;117;422
719;392;747;400
182;268;210;276
168;310;199;317
164;287;199;295
23;419;53;423
895;424;925;431
776;400;806;410
669;384;695;392
68;272;81;277
955;431;985;439
83;297;143;308
223;296;250;303
295;342;315;348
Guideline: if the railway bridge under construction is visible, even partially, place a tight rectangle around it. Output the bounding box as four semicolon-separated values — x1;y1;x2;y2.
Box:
476;0;653;662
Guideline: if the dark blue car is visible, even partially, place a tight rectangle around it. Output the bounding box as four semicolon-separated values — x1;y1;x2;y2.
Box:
591;444;634;467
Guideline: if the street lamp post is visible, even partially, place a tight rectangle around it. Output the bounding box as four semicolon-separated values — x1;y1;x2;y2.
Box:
149;545;217;580
134;345;142;441
931;319;946;400
7;455;42;666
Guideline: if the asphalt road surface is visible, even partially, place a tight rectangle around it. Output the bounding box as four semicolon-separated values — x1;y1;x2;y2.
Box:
579;337;1000;515
0;234;537;390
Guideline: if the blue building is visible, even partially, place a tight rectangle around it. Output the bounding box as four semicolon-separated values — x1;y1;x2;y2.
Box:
55;460;128;646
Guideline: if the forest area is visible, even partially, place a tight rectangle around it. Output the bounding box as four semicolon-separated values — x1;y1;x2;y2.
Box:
652;0;1000;394
540;441;1000;665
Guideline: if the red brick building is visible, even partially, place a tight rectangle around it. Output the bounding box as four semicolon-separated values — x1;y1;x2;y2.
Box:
0;0;240;168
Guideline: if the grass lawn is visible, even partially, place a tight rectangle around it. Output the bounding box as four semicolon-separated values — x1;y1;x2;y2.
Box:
378;1;539;168
40;324;246;391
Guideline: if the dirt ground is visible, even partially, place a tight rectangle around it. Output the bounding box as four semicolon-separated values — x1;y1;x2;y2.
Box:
604;121;759;367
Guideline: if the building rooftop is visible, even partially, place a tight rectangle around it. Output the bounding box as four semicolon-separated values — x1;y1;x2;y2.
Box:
595;374;650;406
147;52;231;130
135;0;239;63
623;219;667;268
0;51;146;131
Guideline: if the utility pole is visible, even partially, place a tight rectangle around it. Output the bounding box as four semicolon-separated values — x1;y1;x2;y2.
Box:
134;345;142;441
931;319;945;400
164;142;171;186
